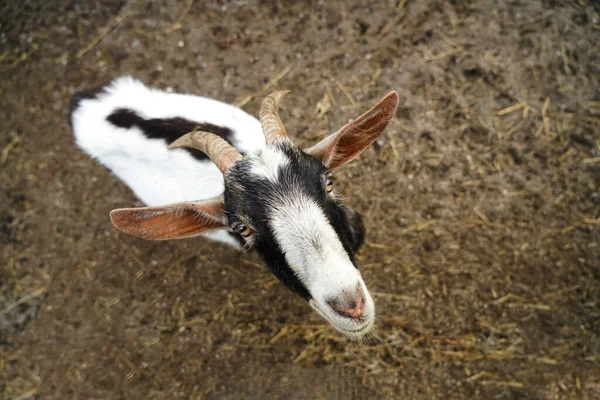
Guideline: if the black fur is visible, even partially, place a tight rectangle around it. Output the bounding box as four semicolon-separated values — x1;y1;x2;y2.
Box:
106;109;235;162
343;207;366;253
224;141;365;302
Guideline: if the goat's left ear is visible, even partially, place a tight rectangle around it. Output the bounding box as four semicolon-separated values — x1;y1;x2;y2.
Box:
109;197;227;240
305;91;399;169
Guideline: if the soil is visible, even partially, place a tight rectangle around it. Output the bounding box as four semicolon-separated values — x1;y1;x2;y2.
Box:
1;0;599;399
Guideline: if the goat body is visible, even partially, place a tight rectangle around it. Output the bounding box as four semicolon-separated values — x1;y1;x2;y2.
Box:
70;77;398;339
70;77;263;246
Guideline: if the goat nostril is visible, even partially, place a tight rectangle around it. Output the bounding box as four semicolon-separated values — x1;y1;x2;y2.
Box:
327;285;366;320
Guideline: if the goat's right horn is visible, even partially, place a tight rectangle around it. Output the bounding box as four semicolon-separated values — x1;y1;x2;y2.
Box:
169;131;242;174
260;90;290;143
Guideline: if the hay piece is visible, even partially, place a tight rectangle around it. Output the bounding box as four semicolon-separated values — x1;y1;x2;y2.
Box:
497;102;528;116
263;64;293;91
0;135;20;165
76;11;131;58
0;287;47;317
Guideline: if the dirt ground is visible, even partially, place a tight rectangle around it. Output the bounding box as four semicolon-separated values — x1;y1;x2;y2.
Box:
1;0;599;399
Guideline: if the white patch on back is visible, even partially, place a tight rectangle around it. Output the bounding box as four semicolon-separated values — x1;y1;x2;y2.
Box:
71;77;265;207
268;191;362;301
249;145;290;183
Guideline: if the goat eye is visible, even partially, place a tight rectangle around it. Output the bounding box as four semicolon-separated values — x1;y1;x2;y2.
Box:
325;177;334;193
236;225;252;238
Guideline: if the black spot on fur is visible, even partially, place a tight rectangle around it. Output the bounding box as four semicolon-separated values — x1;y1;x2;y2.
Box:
106;108;235;161
344;207;366;253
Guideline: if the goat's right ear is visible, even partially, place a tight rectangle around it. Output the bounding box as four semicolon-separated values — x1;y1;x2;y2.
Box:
109;197;227;240
305;91;399;169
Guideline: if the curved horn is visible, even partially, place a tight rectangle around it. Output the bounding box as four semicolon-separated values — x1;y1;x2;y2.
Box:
260;90;290;143
169;131;242;174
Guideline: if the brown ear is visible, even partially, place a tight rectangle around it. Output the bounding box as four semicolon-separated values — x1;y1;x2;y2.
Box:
109;197;226;240
305;91;399;169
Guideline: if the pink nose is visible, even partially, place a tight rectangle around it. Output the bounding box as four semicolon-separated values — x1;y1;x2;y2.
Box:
327;285;365;320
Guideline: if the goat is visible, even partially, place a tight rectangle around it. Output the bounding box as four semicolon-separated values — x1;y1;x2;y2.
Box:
70;76;398;339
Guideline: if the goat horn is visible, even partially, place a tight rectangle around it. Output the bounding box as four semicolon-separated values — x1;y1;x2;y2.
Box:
169;131;242;174
260;90;290;143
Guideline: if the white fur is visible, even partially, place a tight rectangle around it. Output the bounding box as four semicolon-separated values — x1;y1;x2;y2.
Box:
249;145;290;182
269;191;375;337
71;76;264;247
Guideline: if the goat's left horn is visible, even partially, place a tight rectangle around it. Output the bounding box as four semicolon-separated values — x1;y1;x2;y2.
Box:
169;131;242;174
260;90;290;143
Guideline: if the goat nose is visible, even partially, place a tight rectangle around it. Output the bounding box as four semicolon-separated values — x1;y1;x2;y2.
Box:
327;285;365;320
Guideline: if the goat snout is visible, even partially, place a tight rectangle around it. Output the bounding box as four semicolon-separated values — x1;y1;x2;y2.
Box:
327;285;365;320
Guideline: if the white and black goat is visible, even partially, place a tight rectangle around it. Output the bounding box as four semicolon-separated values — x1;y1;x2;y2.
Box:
69;76;398;339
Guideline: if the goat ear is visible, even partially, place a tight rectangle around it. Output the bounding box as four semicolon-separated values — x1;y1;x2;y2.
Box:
305;91;399;169
109;197;226;240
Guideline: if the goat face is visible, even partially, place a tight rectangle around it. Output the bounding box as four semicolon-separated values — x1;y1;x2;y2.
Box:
224;140;372;337
110;91;398;339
